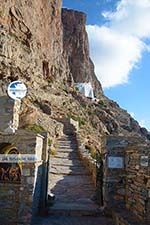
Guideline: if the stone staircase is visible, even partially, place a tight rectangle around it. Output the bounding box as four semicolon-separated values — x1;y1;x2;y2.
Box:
48;132;100;216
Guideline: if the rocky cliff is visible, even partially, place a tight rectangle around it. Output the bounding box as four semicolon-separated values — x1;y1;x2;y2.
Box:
0;0;149;148
62;8;103;97
0;0;64;92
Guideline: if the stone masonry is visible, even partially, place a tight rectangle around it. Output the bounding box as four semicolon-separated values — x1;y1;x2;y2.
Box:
0;96;21;132
0;96;49;225
0;131;46;225
48;132;99;216
105;135;150;224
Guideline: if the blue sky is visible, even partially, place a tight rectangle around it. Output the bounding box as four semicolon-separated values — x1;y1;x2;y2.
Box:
63;0;150;131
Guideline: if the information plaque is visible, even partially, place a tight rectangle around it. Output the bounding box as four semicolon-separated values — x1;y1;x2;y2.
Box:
108;156;124;169
140;156;149;167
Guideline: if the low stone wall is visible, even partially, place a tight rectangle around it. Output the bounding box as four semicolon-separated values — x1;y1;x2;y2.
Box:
125;143;150;221
112;207;148;225
0;96;20;132
0;183;20;223
105;135;150;223
76;132;150;222
78;144;97;187
0;130;48;225
104;136;128;206
77;135;106;206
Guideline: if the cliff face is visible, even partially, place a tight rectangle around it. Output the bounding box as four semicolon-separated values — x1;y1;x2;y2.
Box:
0;1;149;142
0;0;63;93
62;9;103;97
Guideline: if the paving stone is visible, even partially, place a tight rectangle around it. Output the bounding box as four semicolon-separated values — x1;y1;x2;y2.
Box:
51;158;82;166
48;134;98;216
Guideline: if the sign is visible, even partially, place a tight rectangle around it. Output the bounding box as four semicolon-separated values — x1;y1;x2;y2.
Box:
108;156;124;169
0;154;38;163
7;80;27;100
140;156;149;167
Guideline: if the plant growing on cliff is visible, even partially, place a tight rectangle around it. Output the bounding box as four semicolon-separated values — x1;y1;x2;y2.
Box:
50;147;57;156
48;138;53;146
85;144;97;159
98;100;106;108
25;124;45;133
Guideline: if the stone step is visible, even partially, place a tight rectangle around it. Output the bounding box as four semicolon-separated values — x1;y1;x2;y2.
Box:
57;140;77;142
59;134;76;137
54;152;79;159
31;215;115;225
51;164;85;170
48;202;101;217
58;136;77;139
49;176;95;201
58;137;77;141
48;132;99;219
57;149;77;152
56;143;78;146
50;166;89;175
57;148;78;154
63;130;76;133
51;158;82;166
56;144;78;149
57;144;78;148
57;141;78;144
58;140;77;143
49;174;94;186
49;187;95;199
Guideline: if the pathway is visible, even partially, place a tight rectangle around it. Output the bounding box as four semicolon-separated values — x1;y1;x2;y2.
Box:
32;215;114;225
48;133;99;216
32;121;115;224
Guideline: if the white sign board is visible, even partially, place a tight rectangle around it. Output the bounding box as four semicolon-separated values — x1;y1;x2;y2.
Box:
108;156;124;169
140;156;149;167
8;81;27;100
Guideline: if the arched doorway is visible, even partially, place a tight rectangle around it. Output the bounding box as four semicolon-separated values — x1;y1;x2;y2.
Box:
0;143;21;183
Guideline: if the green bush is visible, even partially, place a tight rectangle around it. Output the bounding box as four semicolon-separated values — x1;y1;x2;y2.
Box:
25;124;45;133
48;138;52;146
98;100;106;107
85;144;97;159
50;147;57;156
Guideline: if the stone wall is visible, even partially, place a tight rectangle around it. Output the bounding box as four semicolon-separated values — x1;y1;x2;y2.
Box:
104;136;128;206
112;205;149;225
0;96;20;132
77;134;106;206
78;144;97;187
126;142;150;221
76;133;150;222
105;135;150;223
0;130;48;225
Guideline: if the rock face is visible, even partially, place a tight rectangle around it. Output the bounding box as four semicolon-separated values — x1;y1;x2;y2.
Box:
0;1;149;141
88;95;150;139
62;9;103;97
0;0;63;89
